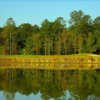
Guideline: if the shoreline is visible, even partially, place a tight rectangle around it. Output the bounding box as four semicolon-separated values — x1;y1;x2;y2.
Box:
0;54;100;69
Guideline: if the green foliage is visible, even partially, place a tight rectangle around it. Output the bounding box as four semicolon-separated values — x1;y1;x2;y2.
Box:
1;18;17;55
25;37;34;54
0;10;100;55
0;46;5;54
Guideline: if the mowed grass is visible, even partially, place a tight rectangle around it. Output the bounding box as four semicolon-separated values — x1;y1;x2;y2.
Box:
0;54;100;70
0;53;99;57
0;53;100;64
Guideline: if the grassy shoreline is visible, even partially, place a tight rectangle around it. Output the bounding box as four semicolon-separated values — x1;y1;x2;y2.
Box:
0;53;99;57
0;54;100;69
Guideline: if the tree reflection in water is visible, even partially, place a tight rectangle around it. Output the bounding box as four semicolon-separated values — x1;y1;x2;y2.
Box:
0;69;100;100
3;91;15;100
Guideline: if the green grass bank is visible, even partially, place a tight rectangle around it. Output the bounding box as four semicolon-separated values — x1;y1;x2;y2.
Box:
0;54;100;70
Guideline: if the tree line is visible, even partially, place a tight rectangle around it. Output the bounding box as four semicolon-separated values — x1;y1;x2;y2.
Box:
0;10;100;55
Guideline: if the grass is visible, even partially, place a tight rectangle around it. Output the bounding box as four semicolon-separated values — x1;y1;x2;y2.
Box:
0;53;99;57
0;54;100;70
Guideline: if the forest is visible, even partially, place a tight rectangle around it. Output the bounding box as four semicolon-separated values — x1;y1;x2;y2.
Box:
0;10;100;55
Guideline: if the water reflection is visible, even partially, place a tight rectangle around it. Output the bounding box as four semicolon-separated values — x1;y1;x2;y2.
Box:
4;92;15;100
0;69;100;100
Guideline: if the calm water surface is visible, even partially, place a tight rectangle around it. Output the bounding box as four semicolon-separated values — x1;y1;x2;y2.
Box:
0;68;100;100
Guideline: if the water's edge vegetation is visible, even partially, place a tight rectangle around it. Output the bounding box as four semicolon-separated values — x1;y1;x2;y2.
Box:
0;54;100;69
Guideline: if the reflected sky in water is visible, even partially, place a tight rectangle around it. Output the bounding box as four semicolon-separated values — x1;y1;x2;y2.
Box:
0;91;73;100
0;92;41;100
0;91;74;100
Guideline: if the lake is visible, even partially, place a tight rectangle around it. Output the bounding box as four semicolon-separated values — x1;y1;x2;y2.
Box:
0;68;100;100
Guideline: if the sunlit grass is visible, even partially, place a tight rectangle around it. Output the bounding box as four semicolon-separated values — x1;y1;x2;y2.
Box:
0;53;99;58
0;54;100;70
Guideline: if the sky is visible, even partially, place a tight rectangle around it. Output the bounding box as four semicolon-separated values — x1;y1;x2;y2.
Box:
0;0;100;27
0;90;72;100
